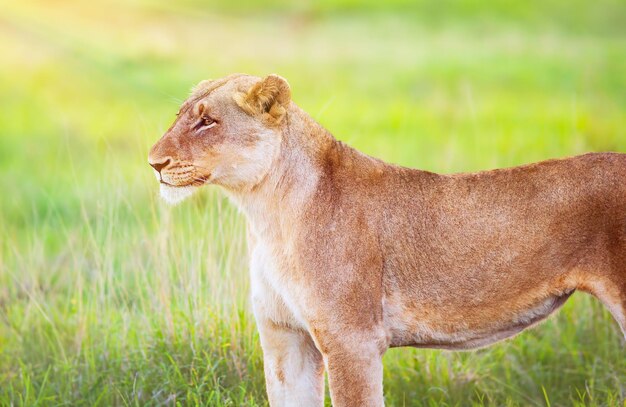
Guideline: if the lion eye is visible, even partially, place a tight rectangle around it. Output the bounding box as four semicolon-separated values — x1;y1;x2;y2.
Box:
194;115;217;131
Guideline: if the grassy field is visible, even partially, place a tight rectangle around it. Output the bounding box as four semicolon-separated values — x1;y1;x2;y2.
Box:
1;0;626;405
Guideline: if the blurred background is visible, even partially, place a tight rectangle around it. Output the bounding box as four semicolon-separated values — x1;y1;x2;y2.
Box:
1;0;625;405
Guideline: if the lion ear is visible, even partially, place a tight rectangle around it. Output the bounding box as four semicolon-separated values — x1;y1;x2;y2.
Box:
234;74;291;123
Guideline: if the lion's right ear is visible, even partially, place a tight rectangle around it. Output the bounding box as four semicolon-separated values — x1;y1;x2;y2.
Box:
234;75;291;123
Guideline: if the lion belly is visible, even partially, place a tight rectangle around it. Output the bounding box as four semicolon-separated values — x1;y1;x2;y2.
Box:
384;290;574;350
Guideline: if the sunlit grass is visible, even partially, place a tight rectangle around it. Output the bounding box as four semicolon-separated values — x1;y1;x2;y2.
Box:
1;0;625;405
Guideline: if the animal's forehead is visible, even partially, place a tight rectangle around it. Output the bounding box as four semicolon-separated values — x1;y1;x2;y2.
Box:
178;73;259;114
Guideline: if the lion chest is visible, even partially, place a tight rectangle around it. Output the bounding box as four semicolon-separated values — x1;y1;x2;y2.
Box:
249;240;306;329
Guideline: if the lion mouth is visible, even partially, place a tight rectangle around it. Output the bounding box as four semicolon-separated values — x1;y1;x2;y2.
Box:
159;175;209;187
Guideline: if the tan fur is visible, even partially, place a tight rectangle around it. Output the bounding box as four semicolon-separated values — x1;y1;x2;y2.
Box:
149;74;626;406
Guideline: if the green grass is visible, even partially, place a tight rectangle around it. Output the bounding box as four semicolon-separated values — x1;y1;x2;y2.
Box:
1;0;625;405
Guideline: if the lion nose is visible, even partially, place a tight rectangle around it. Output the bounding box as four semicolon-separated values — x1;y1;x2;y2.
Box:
149;158;171;173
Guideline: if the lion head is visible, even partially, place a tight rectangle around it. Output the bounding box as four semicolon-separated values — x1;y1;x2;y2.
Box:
148;73;291;204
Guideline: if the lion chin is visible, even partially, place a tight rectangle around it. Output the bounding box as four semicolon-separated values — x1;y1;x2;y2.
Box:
159;184;197;205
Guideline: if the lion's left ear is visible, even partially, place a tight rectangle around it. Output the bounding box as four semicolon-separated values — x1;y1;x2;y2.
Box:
234;74;291;123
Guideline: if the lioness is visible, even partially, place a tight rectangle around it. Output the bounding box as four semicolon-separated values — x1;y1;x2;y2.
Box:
148;73;626;406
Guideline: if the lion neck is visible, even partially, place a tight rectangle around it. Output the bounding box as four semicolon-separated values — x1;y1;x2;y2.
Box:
225;104;338;240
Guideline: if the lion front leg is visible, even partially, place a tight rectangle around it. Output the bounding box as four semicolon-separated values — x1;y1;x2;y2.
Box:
256;318;325;407
318;329;386;407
